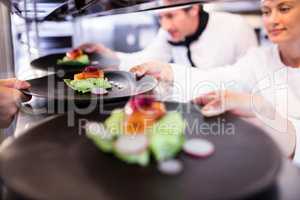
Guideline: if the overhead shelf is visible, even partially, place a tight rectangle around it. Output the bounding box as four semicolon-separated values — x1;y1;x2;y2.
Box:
10;0;260;22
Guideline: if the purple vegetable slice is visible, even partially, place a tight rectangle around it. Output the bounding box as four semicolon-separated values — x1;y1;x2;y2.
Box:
91;88;108;95
183;138;215;158
158;159;183;175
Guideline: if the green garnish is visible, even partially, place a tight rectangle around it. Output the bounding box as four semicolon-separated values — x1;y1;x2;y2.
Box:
57;54;89;66
64;78;112;93
86;109;186;166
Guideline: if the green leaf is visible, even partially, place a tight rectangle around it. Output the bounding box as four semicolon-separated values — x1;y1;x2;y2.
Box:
114;150;150;166
64;78;112;93
149;112;186;161
86;133;114;153
104;109;125;137
57;54;89;66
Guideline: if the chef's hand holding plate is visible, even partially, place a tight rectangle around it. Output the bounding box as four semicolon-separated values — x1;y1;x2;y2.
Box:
194;90;296;157
193;90;258;118
78;43;119;60
0;78;31;128
130;61;173;83
193;90;282;118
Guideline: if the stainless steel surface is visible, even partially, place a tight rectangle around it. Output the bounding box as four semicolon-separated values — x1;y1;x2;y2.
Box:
0;1;14;78
11;0;261;21
76;0;202;19
12;0;68;21
15;98;53;137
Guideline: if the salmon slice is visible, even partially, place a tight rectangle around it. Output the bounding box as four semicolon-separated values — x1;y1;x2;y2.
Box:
125;102;166;134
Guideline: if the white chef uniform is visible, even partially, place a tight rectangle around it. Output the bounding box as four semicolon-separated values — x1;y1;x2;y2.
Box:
172;44;300;165
118;10;258;70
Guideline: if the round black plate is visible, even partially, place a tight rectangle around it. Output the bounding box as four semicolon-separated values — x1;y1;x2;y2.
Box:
30;53;120;72
0;102;282;200
22;71;157;102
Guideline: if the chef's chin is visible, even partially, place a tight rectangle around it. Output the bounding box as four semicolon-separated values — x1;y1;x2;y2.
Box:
169;36;184;43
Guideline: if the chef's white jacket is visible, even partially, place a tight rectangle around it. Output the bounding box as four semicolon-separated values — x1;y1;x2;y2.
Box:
118;12;258;70
172;44;300;165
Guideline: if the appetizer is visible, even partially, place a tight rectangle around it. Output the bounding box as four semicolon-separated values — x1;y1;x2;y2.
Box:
64;66;112;94
85;95;186;166
57;48;89;66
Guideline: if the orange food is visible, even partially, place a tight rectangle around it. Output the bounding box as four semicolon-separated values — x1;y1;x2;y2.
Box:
125;102;166;134
74;70;104;80
74;73;84;80
67;48;83;60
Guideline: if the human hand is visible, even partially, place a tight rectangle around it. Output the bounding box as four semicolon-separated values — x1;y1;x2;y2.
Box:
130;61;173;82
78;43;118;59
193;90;260;117
0;79;31;128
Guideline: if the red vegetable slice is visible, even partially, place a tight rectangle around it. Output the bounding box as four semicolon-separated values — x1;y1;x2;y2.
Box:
84;66;98;72
183;139;215;158
114;135;148;155
158;159;183;175
129;95;155;111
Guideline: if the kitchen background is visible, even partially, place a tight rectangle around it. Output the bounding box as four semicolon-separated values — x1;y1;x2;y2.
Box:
10;0;267;80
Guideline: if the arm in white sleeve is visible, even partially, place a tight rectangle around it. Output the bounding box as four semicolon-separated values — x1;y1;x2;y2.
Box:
232;16;259;59
117;29;173;71
171;48;258;102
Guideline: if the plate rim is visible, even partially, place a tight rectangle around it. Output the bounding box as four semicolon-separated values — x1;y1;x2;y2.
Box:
21;71;158;101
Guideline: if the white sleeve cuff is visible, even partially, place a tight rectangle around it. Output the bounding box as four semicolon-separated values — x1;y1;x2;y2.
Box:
170;64;216;102
116;52;132;71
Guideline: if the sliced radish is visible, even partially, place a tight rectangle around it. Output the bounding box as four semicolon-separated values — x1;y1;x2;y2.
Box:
158;159;183;175
114;134;148;155
91;61;99;65
183;139;215;158
86;122;112;140
124;103;133;115
91;88;108;95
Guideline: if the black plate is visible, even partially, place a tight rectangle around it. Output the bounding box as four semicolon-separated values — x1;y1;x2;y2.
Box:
30;53;120;72
0;102;282;200
22;71;157;103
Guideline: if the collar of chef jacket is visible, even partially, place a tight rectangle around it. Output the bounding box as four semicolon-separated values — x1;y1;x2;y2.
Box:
168;10;210;67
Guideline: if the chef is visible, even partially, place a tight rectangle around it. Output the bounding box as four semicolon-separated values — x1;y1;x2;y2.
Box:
80;3;258;70
130;0;300;163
